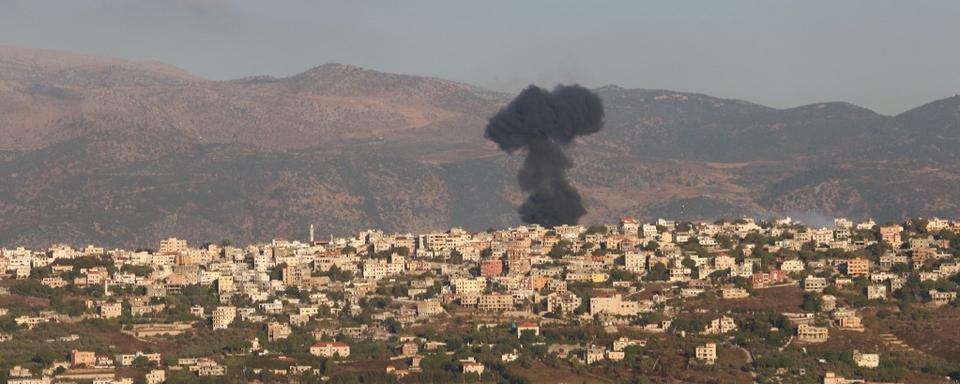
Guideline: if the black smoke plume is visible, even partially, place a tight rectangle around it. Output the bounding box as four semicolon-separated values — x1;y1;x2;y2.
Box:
484;84;604;227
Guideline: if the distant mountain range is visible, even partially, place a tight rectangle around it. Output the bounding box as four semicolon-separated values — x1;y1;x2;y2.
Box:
1;46;958;247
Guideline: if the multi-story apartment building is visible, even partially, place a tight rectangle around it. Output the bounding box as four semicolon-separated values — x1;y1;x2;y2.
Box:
879;225;903;246
624;252;646;272
780;259;805;272
159;237;188;254
362;260;389;280
282;264;311;286
845;258;870;276
834;218;853;229
929;290;957;306
453;277;486;295
115;352;162;366
695;343;717;365
480;259;504;277
730;263;753;278
100;302;122;319
590;293;640;316
797;324;829;342
546;291;582;314
71;350;97;367
879;254;909;270
416;301;444;317
703;316;737;335
477;293;513;312
803;275;828;292
267;322;292;341
751;269;786;288
810;228;834;245
310;341;350;357
216;275;234;295
212;306;236;330
853;350;879;368
714;254;737;270
145;369;166;384
867;285;886;300
721;287;750;299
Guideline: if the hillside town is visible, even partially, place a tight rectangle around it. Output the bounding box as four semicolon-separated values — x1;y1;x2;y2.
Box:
1;217;959;384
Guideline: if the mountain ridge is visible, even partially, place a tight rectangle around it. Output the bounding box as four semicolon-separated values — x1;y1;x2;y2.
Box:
1;46;959;247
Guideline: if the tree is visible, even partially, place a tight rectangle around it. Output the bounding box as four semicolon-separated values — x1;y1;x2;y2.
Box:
121;264;153;277
548;240;573;259
744;233;770;247
547;245;565;259
284;286;303;298
642;241;659;251
802;292;823;312
906;218;929;234
10;280;54;298
573;292;590;315
132;355;155;369
450;250;464;264
54;298;88;317
267;263;286;280
646;263;669;281
384;318;402;333
32;347;61;366
586;225;607;235
670;315;708;333
716;234;734;249
322;265;354;282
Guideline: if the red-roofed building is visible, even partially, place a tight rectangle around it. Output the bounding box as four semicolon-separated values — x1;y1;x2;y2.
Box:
516;322;540;338
71;350;96;367
480;259;503;278
751;269;787;289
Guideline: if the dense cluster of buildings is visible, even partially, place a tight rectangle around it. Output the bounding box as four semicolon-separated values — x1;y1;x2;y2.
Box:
1;215;959;383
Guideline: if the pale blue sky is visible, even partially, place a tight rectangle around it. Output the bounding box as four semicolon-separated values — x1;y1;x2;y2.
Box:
2;0;958;114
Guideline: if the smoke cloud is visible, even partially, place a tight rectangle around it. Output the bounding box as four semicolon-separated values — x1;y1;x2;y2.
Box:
485;84;604;227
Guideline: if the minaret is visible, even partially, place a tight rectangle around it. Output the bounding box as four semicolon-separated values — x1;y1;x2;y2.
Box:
309;224;315;244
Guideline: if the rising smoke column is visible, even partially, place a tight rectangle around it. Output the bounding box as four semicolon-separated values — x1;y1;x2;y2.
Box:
484;85;604;227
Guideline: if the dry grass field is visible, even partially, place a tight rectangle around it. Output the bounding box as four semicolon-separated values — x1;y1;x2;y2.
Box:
885;308;960;362
687;285;804;312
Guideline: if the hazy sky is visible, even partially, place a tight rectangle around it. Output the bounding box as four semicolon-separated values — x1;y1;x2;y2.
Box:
2;0;958;114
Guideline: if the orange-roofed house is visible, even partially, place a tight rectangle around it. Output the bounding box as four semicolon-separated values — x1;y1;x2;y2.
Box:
516;322;540;338
480;259;503;277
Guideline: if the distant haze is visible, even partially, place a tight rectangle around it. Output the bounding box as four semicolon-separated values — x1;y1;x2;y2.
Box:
1;0;959;115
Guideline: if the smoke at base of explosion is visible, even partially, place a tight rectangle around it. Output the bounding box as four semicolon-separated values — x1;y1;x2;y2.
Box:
484;84;605;227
